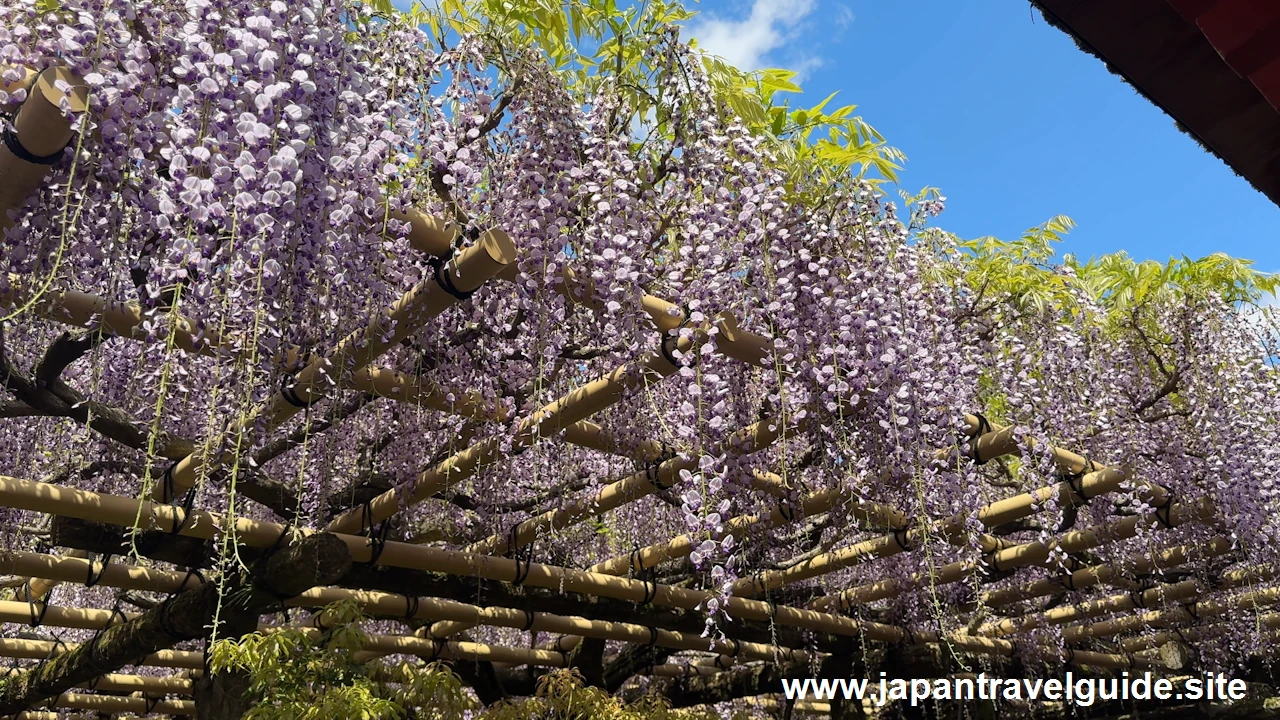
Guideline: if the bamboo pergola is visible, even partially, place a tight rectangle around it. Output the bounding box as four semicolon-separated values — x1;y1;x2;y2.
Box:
0;65;1274;720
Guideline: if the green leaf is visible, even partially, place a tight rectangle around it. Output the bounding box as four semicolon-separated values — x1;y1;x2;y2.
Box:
759;68;802;93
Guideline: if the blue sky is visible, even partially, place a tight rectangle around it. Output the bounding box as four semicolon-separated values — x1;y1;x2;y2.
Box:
685;0;1280;270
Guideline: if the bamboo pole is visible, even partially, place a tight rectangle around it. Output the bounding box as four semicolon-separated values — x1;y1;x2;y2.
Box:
388;207;458;257
725;409;1179;601
1059;584;1280;644
588;427;1096;581
741;697;832;714
325;329;706;534
1127;611;1280;654
13;715;174;720
561;421;673;464
0;670;190;696
746;466;1130;600
589;487;845;576
648;662;726;678
0;549;206;596
613;414;1126;581
0;639;201;670
21;549;86;602
348;637;569;668
32;692;192;716
973;562;1273;639
0;477;1154;670
344;369;722;469
0;66;88;229
0;476;911;642
980;536;1235;609
498;264;775;367
465;419;794;555
0;546;1154;681
0;548;806;669
155;228;516;502
0;204;458;364
301;588;804;664
813;495;1217;613
0;598;140;629
565;416;1038;656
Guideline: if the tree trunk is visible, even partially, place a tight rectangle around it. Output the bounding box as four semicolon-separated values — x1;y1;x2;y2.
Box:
192;613;258;720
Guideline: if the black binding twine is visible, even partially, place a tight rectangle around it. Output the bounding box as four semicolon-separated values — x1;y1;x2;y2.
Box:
630;546;658;604
1;116;66;166
1155;493;1177;529
646;458;675;490
360;501;392;566
506;521;535;585
969;413;993;465
891;527;912;553
280;379;317;409
522;610;537;632
159;464;200;538
629;543;660;599
32;638;67;677
1063;456;1097;505
658;304;697;368
1183;602;1200;623
507;525;534;586
23;581;49;627
85;552;112;588
180;567;206;592
85;603;127;664
430;252;475;302
403;594;420;621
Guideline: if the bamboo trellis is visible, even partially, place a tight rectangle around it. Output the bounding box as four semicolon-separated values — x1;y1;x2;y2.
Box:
0;64;1271;719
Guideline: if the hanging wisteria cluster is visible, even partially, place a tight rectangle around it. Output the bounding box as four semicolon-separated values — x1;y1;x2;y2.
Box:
1;0;1279;717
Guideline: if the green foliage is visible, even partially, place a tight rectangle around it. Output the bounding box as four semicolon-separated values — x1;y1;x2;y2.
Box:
1073;250;1278;309
381;661;477;719
938;215;1081;315
208;600;403;720
209;606;730;719
927;215;1277;323
405;0;902;195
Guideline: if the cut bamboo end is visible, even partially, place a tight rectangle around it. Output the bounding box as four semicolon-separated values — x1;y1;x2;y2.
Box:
713;311;773;366
0;66;88;228
428;619;474;639
21;548;87;601
453;229;518;290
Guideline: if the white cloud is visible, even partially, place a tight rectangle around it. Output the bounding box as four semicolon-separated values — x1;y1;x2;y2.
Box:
687;0;818;72
787;55;825;84
832;4;855;30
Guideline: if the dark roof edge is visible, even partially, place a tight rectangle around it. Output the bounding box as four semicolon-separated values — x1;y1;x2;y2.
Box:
1026;0;1249;185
